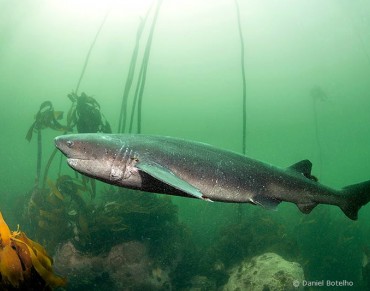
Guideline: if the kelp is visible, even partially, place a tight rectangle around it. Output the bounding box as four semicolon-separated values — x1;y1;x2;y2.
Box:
117;14;149;133
0;212;66;289
234;0;247;155
25;101;68;142
117;0;162;134
47;178;64;201
234;0;248;220
26;175;94;251
67;92;111;134
137;1;163;133
26;101;69;184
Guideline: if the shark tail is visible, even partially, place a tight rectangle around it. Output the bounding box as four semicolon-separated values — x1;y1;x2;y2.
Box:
340;180;370;220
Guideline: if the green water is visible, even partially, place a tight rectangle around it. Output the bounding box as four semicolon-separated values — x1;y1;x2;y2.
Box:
1;0;370;290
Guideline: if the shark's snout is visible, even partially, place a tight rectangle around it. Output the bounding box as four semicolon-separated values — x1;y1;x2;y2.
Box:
54;135;66;153
55;134;104;162
54;136;60;147
54;135;78;158
55;135;71;156
67;158;79;167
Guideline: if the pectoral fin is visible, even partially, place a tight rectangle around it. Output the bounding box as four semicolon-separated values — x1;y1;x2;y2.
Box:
136;161;209;200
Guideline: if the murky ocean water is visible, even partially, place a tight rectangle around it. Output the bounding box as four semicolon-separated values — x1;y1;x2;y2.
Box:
1;0;370;290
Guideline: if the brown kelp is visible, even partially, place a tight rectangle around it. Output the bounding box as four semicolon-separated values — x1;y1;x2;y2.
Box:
25;175;93;251
26;101;69;185
234;0;247;155
234;0;248;221
25;101;67;142
116;0;162;134
117;6;152;133
24;93;111;254
67;92;111;134
0;212;66;289
136;0;163;133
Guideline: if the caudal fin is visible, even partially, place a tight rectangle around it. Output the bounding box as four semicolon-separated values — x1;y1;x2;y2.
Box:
340;180;370;220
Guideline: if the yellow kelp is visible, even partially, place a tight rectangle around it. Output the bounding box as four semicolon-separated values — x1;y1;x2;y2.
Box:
0;212;66;289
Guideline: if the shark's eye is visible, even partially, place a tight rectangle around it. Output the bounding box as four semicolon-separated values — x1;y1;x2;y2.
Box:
66;140;74;148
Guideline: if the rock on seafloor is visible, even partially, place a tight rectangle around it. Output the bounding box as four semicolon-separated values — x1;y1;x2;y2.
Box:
53;240;171;290
223;252;304;291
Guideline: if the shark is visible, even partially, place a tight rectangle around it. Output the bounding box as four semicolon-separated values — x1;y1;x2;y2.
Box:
55;133;370;220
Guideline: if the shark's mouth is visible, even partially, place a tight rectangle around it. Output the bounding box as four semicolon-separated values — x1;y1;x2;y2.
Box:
67;158;93;168
67;158;80;168
67;157;95;171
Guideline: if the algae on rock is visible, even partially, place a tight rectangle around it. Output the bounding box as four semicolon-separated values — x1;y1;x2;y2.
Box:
223;252;304;291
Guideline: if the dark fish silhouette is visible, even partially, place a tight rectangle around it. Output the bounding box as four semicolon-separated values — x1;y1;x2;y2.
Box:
55;134;370;220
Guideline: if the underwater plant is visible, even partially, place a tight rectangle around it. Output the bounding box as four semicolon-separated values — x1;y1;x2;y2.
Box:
24;177;128;257
0;212;66;289
117;10;148;133
26;101;69;186
67;92;111;134
117;0;163;134
25;101;68;142
23;174;98;253
234;0;248;220
234;0;247;155
135;0;163;134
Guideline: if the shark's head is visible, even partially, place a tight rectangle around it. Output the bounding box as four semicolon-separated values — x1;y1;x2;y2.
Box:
54;134;140;186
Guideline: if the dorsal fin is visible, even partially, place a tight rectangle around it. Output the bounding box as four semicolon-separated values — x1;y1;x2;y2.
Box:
288;160;318;182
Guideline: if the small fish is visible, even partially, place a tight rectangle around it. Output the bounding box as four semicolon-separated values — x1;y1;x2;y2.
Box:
55;134;370;220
